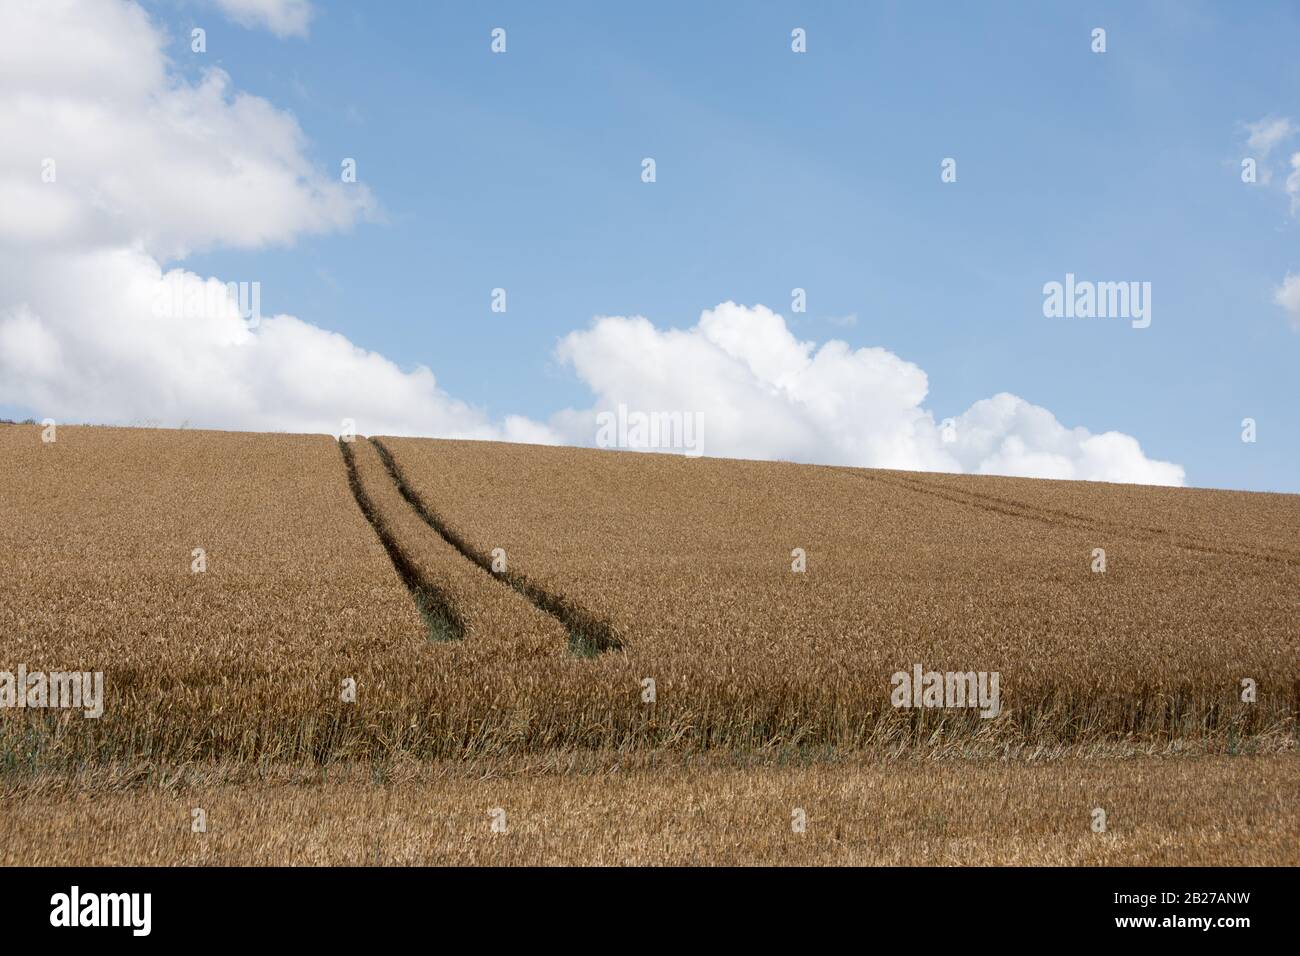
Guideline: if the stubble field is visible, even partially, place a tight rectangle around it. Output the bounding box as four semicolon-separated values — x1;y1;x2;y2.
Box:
3;754;1294;866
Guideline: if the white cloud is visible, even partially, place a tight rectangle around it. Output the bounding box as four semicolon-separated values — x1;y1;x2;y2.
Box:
0;0;164;99
947;393;1183;485
213;0;313;38
0;248;537;438
550;303;1185;486
0;50;370;258
1245;116;1294;159
1240;120;1300;331
1241;115;1300;200
0;0;528;439
1274;273;1300;330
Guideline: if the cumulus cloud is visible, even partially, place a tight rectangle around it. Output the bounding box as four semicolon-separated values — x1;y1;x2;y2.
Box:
0;0;529;439
549;303;1185;485
946;393;1184;484
0;13;368;259
0;247;542;439
213;0;313;38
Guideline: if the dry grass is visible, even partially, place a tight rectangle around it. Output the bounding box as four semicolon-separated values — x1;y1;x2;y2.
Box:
2;754;1293;865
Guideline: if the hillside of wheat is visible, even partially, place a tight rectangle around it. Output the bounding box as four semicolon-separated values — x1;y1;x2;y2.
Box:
1;422;1294;865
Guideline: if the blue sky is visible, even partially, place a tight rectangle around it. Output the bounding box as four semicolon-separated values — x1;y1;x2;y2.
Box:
3;1;1297;492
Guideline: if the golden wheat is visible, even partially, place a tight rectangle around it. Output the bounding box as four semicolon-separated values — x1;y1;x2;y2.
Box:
2;424;1295;769
377;435;1300;747
1;754;1294;865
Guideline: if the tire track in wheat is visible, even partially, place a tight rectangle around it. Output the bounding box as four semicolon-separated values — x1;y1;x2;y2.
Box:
369;437;624;655
844;469;1300;567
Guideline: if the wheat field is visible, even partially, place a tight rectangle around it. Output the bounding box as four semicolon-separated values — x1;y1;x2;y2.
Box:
379;435;1299;746
1;422;1295;865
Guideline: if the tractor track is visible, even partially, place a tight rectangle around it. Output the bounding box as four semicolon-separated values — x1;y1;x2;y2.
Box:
369;437;623;656
846;469;1300;568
